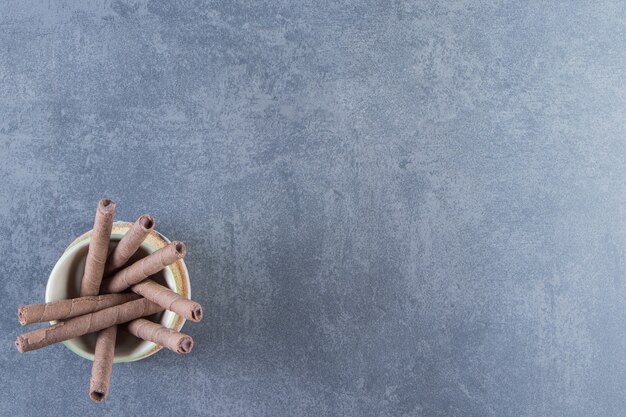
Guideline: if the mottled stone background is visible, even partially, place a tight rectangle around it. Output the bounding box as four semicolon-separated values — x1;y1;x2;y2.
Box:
1;1;625;416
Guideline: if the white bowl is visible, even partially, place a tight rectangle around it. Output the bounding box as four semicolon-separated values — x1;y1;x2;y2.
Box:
45;221;190;362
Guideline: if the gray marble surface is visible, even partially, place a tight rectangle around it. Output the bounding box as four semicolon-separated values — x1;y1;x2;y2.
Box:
1;1;625;416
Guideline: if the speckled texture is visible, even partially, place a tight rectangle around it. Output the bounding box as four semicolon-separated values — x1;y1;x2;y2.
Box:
1;1;625;416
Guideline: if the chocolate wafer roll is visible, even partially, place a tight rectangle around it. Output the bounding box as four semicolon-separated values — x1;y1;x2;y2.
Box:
100;241;186;294
105;214;155;274
79;199;117;404
15;298;163;353
18;293;139;325
89;326;117;402
80;198;116;297
131;279;202;322
127;319;193;354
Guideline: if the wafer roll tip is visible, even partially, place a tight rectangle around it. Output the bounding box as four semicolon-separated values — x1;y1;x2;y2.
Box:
98;198;116;215
17;307;27;326
15;336;26;353
177;336;194;354
89;386;108;403
138;214;155;230
191;304;203;322
172;241;186;258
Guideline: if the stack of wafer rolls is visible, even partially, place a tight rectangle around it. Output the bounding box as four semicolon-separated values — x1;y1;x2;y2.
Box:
15;198;203;403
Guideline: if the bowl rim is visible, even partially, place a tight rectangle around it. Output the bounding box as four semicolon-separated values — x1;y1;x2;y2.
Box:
45;221;190;363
